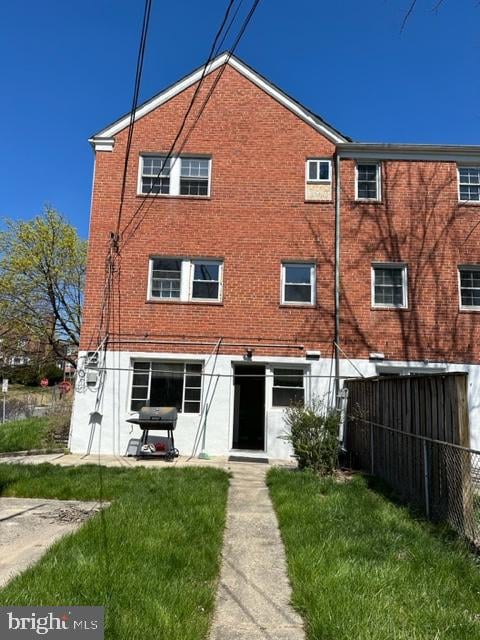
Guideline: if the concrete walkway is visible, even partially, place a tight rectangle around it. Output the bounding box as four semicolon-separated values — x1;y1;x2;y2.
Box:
0;497;103;587
0;452;304;638
209;463;305;640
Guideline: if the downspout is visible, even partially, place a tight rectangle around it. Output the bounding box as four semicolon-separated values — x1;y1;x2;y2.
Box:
334;151;341;403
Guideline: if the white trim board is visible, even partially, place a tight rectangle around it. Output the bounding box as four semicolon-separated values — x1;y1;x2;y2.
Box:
88;53;349;151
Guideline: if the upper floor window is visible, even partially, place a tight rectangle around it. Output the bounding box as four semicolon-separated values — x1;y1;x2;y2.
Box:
139;155;211;197
356;163;381;201
458;167;480;202
305;159;332;202
306;159;331;182
372;263;407;308
459;266;480;309
130;361;202;413
180;158;210;195
149;257;223;303
281;262;315;305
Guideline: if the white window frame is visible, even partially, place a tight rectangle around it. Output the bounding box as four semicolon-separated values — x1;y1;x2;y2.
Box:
271;366;306;409
458;265;480;310
129;360;203;414
355;162;381;201
138;154;211;197
148;257;223;303
306;159;331;183
457;166;480;204
371;263;408;309
281;262;316;306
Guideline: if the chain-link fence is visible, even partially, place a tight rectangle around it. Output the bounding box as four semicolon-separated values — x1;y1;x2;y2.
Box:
1;387;65;423
346;418;480;548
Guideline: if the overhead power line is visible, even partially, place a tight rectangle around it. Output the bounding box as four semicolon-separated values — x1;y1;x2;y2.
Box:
115;0;153;236
120;0;262;250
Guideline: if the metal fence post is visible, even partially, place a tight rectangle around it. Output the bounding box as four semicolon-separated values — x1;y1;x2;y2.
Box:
370;423;374;475
423;439;430;519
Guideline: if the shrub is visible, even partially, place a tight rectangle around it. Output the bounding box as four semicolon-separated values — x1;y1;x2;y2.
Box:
282;399;340;474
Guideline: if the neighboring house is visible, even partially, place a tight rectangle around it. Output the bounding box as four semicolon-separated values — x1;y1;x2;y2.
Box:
70;53;480;459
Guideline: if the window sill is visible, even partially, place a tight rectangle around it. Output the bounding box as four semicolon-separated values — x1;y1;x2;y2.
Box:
304;199;334;204
279;303;317;309
459;307;480;313
136;194;211;201
355;199;383;204
146;299;223;306
371;306;409;311
458;201;480;206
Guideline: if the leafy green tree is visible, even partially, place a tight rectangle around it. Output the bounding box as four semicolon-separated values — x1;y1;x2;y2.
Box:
0;207;86;369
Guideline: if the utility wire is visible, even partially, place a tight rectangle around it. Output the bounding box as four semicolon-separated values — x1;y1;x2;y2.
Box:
119;0;237;241
120;0;262;250
115;0;153;235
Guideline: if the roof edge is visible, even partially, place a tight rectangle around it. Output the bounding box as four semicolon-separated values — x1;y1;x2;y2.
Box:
338;142;480;162
89;52;350;150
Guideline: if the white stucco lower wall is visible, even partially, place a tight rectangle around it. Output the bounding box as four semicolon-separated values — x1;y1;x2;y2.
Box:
69;350;480;458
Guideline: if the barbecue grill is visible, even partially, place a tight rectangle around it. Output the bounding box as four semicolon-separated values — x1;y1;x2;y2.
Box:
126;406;179;460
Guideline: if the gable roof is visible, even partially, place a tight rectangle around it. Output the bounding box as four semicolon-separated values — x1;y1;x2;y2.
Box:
89;52;351;150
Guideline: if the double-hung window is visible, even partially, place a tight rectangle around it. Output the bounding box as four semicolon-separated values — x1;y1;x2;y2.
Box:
149;257;223;302
458;167;480;202
459;266;480;309
356;163;381;200
372;264;408;308
272;368;305;407
140;156;171;194
150;258;182;299
180;158;210;195
130;361;203;413
281;263;315;305
139;155;211;196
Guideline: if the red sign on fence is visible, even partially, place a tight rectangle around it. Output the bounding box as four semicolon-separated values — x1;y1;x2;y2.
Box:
40;378;49;388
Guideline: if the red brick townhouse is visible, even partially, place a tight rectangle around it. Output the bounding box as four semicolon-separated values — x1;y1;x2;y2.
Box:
69;53;480;459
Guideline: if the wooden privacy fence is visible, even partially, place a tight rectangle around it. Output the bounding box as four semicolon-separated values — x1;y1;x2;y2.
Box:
344;373;480;546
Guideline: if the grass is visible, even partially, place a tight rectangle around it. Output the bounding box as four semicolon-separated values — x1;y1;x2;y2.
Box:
268;468;480;640
0;463;229;640
0;417;64;452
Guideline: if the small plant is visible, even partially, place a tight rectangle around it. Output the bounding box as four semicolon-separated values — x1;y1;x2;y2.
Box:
282;398;340;474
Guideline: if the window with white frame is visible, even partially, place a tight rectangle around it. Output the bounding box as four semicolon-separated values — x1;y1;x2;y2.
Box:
372;264;407;308
356;163;380;200
140;156;171;194
281;263;315;305
458;167;480;202
180;158;210;195
130;361;203;412
149;257;223;302
139;155;211;196
306;159;331;182
272;368;305;407
459;266;480;308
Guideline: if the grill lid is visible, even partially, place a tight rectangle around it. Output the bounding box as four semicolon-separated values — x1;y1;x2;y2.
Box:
138;406;178;422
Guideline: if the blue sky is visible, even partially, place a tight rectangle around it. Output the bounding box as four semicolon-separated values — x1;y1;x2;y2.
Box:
0;1;478;238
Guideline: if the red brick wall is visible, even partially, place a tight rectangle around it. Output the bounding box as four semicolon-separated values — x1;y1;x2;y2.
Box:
340;159;480;363
81;63;480;364
80;65;337;357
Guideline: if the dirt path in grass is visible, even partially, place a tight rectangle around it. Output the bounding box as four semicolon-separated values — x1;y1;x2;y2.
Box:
209;463;304;640
0;497;103;587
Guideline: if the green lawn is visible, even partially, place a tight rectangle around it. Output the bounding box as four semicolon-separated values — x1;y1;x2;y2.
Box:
268;468;480;640
0;463;229;640
0;417;63;453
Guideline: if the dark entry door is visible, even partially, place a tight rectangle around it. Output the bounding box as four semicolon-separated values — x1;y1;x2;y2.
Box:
232;364;265;450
